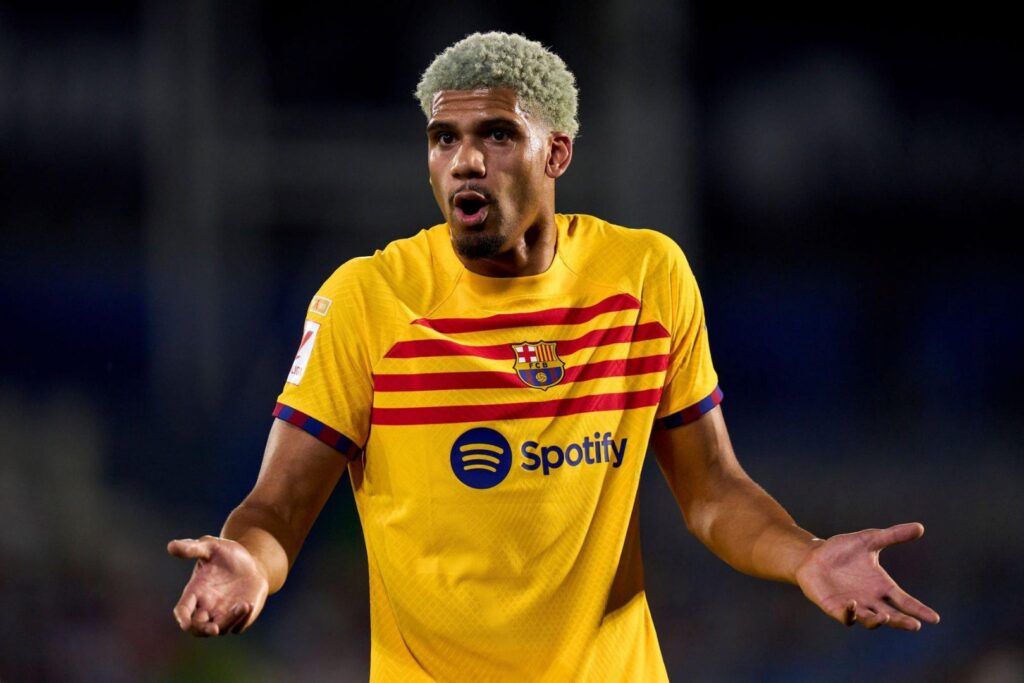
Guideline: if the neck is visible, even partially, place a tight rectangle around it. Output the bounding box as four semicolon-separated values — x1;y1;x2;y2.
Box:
459;213;558;278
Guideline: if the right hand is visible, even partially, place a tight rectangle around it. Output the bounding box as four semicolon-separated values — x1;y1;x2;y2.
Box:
794;523;940;631
168;535;270;636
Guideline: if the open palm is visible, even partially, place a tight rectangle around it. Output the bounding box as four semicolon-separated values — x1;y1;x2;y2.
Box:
168;536;270;636
795;522;940;630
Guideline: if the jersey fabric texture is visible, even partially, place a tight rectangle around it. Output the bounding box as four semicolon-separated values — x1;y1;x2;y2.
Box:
275;213;722;682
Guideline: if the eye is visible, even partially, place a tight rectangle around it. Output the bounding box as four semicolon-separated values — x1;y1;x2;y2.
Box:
438;132;455;145
490;129;510;142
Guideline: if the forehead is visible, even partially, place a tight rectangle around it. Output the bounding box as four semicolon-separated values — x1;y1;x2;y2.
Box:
429;87;529;123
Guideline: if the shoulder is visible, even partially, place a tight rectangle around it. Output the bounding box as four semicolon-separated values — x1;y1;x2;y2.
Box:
317;224;460;312
559;213;694;291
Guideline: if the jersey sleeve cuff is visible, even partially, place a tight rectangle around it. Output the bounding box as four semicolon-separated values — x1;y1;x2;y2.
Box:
655;385;724;430
273;402;360;459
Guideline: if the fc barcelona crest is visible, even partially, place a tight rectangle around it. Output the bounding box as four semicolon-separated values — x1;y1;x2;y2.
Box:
511;341;565;390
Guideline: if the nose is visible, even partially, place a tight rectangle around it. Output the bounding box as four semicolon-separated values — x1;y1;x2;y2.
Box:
451;139;486;179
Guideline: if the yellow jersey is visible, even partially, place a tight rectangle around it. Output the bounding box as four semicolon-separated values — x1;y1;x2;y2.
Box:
275;213;721;681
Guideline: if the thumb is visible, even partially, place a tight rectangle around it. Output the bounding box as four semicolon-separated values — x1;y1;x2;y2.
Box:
167;538;214;561
870;522;925;551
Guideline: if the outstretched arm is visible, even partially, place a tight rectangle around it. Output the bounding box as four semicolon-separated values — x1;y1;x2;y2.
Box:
168;419;350;636
651;405;940;630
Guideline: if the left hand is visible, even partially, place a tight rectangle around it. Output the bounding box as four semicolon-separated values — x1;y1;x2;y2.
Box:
794;522;941;630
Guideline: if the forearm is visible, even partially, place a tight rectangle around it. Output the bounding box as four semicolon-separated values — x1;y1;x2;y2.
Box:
221;501;301;594
686;474;820;583
218;420;348;594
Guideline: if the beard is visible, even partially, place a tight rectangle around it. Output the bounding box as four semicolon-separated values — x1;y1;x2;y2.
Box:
452;230;505;259
450;201;507;259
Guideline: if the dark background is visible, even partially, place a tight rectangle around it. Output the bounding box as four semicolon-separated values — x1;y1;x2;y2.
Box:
1;1;1021;681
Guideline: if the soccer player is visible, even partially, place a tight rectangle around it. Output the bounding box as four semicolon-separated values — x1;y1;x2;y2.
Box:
169;32;940;680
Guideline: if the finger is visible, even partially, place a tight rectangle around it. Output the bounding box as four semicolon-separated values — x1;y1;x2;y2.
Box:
236;604;260;634
869;523;924;551
828;599;858;626
883;610;922;631
168;538;214;561
220;603;251;634
863;602;921;631
230;605;253;634
213;603;246;632
857;606;890;630
198;621;220;637
190;606;221;637
173;592;198;631
885;590;941;625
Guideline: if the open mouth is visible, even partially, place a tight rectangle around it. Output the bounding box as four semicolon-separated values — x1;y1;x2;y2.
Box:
453;191;490;226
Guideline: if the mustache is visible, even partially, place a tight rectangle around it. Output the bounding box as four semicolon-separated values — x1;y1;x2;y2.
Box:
449;183;494;205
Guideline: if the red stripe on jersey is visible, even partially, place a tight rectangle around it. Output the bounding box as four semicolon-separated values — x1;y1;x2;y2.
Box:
383;321;670;359
370;388;663;425
571;353;668;383
411;294;640;333
375;369;521;391
374;354;669;392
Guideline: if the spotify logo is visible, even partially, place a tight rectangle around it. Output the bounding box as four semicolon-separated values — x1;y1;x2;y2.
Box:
450;427;512;489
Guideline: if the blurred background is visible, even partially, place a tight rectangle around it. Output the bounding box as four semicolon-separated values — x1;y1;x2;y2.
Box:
1;1;1021;681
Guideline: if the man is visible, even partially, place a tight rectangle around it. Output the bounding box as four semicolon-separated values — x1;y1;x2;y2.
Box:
169;32;939;680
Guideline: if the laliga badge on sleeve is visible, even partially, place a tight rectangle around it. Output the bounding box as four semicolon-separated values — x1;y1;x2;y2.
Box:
287;320;321;385
309;295;332;316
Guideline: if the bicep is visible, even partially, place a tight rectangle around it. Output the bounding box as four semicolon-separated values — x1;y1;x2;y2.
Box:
245;419;350;532
651;405;747;515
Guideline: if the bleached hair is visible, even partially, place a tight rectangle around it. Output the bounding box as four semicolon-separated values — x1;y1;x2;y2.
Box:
415;32;579;139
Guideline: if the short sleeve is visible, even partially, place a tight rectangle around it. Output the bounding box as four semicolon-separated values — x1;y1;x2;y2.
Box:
654;242;722;429
274;258;379;455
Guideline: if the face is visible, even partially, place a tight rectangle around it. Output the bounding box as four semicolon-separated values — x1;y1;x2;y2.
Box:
426;87;569;261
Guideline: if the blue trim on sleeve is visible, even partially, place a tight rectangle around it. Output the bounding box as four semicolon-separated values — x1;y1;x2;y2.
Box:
657;385;724;430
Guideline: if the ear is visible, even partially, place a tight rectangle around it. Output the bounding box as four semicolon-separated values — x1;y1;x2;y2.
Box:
545;133;573;179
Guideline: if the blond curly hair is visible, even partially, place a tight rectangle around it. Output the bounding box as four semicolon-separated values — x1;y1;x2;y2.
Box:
415;32;579;138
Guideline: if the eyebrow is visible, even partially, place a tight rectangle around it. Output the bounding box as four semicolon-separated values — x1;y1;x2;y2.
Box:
426;120;453;135
477;117;525;131
426;116;526;135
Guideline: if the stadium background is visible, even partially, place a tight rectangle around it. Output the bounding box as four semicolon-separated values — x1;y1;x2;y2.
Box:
1;1;1021;681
